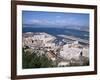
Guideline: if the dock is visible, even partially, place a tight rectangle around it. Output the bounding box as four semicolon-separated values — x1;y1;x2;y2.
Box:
58;35;89;44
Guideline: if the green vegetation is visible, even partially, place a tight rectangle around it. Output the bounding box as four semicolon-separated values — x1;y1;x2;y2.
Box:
22;48;89;68
22;48;55;69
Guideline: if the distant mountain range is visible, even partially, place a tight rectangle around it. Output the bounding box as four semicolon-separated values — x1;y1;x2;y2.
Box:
63;25;89;32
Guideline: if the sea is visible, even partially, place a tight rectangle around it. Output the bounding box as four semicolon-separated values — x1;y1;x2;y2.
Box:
23;25;89;41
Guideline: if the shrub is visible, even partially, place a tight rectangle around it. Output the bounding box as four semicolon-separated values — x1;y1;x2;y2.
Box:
22;48;55;69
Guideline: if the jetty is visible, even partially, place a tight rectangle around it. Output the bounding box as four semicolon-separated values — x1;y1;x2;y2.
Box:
58;35;89;44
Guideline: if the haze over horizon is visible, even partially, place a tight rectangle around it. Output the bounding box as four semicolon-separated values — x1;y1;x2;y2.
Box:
22;11;89;31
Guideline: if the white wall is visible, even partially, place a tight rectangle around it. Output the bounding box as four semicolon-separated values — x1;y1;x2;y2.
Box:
0;0;99;80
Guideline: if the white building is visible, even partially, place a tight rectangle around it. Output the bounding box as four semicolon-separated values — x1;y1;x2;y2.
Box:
31;33;56;43
60;43;82;60
23;32;56;49
58;61;70;67
82;48;89;57
59;41;89;60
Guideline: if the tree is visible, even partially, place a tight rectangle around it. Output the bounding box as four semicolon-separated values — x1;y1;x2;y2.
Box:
22;48;55;69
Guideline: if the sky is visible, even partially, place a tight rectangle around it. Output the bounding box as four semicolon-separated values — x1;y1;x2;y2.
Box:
22;11;89;28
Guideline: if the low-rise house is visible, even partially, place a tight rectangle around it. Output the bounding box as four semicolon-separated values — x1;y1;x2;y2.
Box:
58;61;70;67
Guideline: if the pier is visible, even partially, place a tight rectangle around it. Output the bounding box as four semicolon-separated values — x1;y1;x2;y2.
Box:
58;35;89;44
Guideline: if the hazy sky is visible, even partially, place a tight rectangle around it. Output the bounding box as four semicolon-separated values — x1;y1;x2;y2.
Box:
22;11;89;28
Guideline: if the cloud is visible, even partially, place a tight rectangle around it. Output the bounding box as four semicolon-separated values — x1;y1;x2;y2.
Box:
29;19;55;25
56;15;61;18
28;17;83;27
30;19;43;24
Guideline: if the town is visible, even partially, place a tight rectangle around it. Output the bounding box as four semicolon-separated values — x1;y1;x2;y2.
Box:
22;32;89;67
